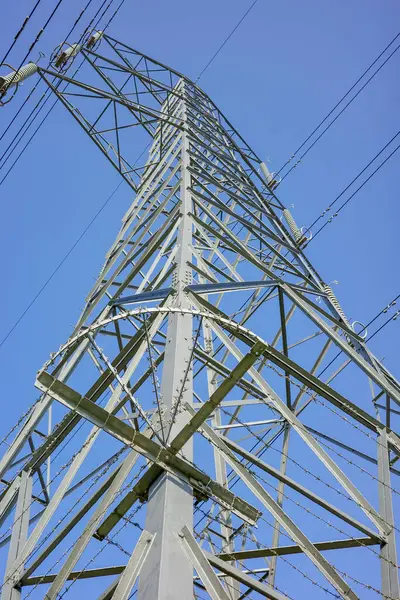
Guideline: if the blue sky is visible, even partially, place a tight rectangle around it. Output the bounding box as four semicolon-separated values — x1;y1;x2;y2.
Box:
0;0;399;597
0;0;399;420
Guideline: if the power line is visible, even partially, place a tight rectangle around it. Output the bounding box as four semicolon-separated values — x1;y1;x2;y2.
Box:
61;0;97;45
0;0;105;149
0;1;134;347
0;0;44;66
276;31;400;181
310;140;400;241
96;0;127;29
0;86;54;169
0;180;123;351
304;129;400;236
0;141;150;351
195;0;259;82
367;309;400;342
103;0;128;29
0;83;67;187
365;295;400;332
277;129;399;275
0;80;46;143
0;0;123;187
1;0;66;94
272;138;400;382
308;292;400;386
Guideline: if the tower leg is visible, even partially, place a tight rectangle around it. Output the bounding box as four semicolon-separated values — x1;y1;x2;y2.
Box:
378;428;400;599
137;473;193;599
138;83;194;600
2;471;32;600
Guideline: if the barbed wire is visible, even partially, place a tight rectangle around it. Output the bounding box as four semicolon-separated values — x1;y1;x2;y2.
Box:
22;477;145;599
57;501;144;599
196;494;399;599
0;445;134;594
0;396;43;449
250;454;399;570
195;504;339;599
260;361;400;496
143;313;166;444
193;419;400;574
0;385;118;544
208;404;400;536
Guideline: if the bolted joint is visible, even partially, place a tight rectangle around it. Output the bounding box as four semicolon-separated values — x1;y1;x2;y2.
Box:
251;340;267;357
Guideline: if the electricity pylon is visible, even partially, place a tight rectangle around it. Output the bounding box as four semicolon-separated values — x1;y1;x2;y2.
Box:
0;33;399;600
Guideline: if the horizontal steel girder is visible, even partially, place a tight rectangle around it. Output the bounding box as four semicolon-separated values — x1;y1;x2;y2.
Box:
94;341;266;538
191;292;400;445
35;371;261;527
217;537;379;561
219;434;383;542
21;566;126;586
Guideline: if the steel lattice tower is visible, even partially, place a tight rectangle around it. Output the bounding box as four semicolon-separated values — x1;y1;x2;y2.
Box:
0;33;399;600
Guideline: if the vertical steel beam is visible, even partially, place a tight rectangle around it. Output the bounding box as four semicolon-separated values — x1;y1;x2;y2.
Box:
0;476;21;528
2;471;32;600
267;424;290;587
378;428;400;599
268;291;293;586
138;81;194;600
203;319;240;600
278;288;291;408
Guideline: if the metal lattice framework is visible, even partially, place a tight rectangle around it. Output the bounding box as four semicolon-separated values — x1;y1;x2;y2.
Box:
0;33;399;600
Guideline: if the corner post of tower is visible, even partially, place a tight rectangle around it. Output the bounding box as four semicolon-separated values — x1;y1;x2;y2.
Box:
137;78;195;600
378;427;400;599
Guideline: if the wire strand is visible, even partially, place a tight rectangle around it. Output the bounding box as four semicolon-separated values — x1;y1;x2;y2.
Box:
195;0;259;82
0;0;44;66
303;130;400;236
0;139;151;350
311;141;400;241
0;0;127;186
276;31;400;180
0;180;122;350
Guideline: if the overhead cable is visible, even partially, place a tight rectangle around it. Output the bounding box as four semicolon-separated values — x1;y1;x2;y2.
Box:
0;0;66;94
304;129;400;237
277;31;400;182
310;138;400;241
0;179;123;351
0;0;105;147
0;142;150;350
0;0;44;66
0;0;125;186
103;0;128;29
195;0;259;82
0;0;96;144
